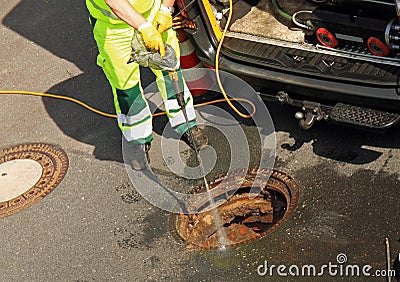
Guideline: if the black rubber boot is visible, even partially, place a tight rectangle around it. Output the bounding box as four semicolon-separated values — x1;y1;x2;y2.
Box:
128;142;151;171
182;126;208;150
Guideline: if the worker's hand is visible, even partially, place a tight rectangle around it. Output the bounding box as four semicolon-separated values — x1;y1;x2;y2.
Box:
153;4;173;33
138;22;165;57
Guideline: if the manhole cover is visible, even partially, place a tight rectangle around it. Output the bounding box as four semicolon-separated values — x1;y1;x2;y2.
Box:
0;143;68;217
169;169;299;250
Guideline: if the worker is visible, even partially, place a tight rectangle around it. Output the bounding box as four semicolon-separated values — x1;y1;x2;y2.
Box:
86;0;208;170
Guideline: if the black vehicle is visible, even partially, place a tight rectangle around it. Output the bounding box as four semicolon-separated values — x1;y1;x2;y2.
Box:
176;0;400;130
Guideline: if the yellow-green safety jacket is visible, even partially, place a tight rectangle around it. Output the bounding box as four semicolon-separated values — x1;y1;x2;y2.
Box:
86;0;155;24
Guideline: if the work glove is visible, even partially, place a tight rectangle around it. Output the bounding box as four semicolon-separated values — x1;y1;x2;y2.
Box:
153;4;173;33
138;22;165;57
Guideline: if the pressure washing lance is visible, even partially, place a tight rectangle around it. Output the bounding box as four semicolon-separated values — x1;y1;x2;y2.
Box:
166;69;209;198
129;29;203;162
129;28;210;168
130;31;229;249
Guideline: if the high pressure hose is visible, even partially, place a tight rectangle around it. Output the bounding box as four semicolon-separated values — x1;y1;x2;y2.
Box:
292;10;313;30
0;90;118;119
0;90;255;119
215;0;253;119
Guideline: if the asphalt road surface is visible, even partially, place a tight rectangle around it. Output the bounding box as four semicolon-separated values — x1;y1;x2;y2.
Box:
1;1;399;281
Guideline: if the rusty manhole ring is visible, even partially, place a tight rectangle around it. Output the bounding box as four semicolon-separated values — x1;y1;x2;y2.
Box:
0;143;69;217
169;169;299;250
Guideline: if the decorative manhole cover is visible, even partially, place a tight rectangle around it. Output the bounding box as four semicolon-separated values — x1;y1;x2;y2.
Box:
0;143;68;217
169;169;299;250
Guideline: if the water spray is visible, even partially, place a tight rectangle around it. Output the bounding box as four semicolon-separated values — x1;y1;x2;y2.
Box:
169;71;229;250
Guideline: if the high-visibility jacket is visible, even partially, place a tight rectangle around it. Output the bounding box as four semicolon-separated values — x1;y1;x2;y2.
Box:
86;0;155;24
86;0;196;143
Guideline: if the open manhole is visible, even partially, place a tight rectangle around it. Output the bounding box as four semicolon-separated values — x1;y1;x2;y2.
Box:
169;169;299;250
0;143;68;217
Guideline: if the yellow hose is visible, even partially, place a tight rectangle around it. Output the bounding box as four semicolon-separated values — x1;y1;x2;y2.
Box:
0;90;118;118
215;0;252;119
0;90;255;119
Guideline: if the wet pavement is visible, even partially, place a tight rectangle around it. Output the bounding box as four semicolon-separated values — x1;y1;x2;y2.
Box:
1;0;400;281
